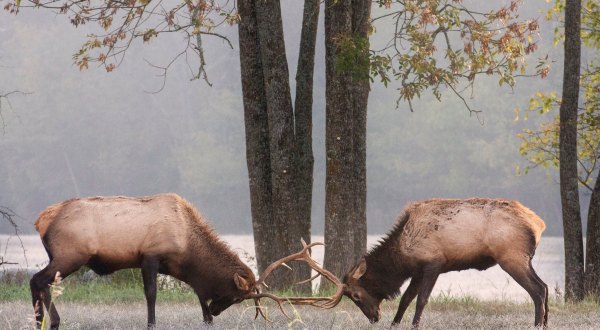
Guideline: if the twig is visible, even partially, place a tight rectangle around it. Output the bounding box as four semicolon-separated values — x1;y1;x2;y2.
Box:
0;206;28;268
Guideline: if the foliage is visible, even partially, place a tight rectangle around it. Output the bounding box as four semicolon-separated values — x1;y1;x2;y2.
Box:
335;34;373;81
517;0;600;191
0;2;566;236
546;0;600;48
3;0;238;77
369;0;548;113
3;0;548;102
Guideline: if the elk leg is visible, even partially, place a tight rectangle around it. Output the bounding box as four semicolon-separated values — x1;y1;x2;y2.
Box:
199;299;213;324
392;274;423;326
529;260;549;327
30;258;82;330
30;266;55;329
498;257;546;328
411;264;441;329
141;256;160;329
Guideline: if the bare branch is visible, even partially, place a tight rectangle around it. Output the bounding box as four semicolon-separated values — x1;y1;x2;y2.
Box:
6;0;236;84
0;206;28;268
0;90;30;134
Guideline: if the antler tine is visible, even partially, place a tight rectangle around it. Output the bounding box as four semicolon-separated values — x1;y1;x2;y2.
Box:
247;240;345;315
253;299;269;321
288;241;344;309
246;291;291;319
295;272;321;285
321;283;344;309
255;241;326;288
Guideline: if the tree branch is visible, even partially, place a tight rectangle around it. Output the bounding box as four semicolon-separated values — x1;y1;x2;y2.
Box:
0;206;28;268
0;90;30;134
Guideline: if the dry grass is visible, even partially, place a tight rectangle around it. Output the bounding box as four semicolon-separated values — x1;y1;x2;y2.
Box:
1;298;599;330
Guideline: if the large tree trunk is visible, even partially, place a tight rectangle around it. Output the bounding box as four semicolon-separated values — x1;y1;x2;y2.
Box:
350;0;370;262
292;0;320;292
323;0;370;280
239;0;315;291
559;0;584;302
238;0;276;284
585;174;600;298
254;0;301;290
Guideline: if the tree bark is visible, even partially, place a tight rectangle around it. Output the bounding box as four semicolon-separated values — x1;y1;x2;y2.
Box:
238;0;315;291
323;0;370;280
238;0;276;284
559;0;584;302
294;0;319;246
254;0;301;290
292;0;320;292
350;0;370;262
585;174;600;298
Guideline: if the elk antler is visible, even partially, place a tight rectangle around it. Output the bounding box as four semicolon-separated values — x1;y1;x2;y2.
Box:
245;238;345;319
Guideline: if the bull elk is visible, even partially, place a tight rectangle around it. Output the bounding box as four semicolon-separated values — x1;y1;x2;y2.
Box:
30;193;341;329
339;198;549;328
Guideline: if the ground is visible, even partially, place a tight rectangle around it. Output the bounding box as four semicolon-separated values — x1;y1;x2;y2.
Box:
2;298;599;329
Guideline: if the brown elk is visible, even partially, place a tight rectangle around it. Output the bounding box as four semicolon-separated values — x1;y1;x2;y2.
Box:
337;198;549;328
30;193;342;329
31;194;253;329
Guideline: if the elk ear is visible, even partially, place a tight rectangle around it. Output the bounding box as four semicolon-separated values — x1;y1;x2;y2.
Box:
234;273;251;291
351;258;367;280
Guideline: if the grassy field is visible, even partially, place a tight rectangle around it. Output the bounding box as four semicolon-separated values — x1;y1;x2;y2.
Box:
1;269;599;329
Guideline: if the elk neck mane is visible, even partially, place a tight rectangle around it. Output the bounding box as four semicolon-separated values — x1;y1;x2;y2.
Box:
179;197;252;278
362;210;411;300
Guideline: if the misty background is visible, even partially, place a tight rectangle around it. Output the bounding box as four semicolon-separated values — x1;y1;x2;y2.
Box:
0;1;585;236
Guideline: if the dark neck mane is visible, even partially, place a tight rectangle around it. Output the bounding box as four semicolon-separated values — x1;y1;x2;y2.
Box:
183;201;252;279
362;211;410;300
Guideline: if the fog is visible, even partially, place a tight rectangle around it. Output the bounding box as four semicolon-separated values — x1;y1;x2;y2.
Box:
0;1;582;236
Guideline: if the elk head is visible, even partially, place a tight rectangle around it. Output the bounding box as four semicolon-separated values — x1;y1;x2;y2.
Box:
342;259;382;323
208;272;256;316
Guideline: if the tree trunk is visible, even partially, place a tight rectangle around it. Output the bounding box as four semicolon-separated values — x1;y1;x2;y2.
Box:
292;0;320;292
323;0;370;280
350;0;370;262
585;174;600;298
254;0;301;290
237;0;276;283
559;0;584;302
238;0;315;291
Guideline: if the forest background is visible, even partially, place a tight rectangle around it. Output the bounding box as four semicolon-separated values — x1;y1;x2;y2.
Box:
0;0;591;237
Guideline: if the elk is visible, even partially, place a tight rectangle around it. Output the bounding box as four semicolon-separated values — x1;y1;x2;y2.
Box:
339;198;549;328
31;193;262;329
30;193;343;329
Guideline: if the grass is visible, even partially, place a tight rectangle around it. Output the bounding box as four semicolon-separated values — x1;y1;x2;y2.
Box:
2;298;600;329
0;268;199;304
1;269;599;329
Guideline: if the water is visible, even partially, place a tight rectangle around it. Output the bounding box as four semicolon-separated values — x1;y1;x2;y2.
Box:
0;234;565;301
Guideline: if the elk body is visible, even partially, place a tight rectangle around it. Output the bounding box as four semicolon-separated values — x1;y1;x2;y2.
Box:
30;193;257;329
342;198;548;328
